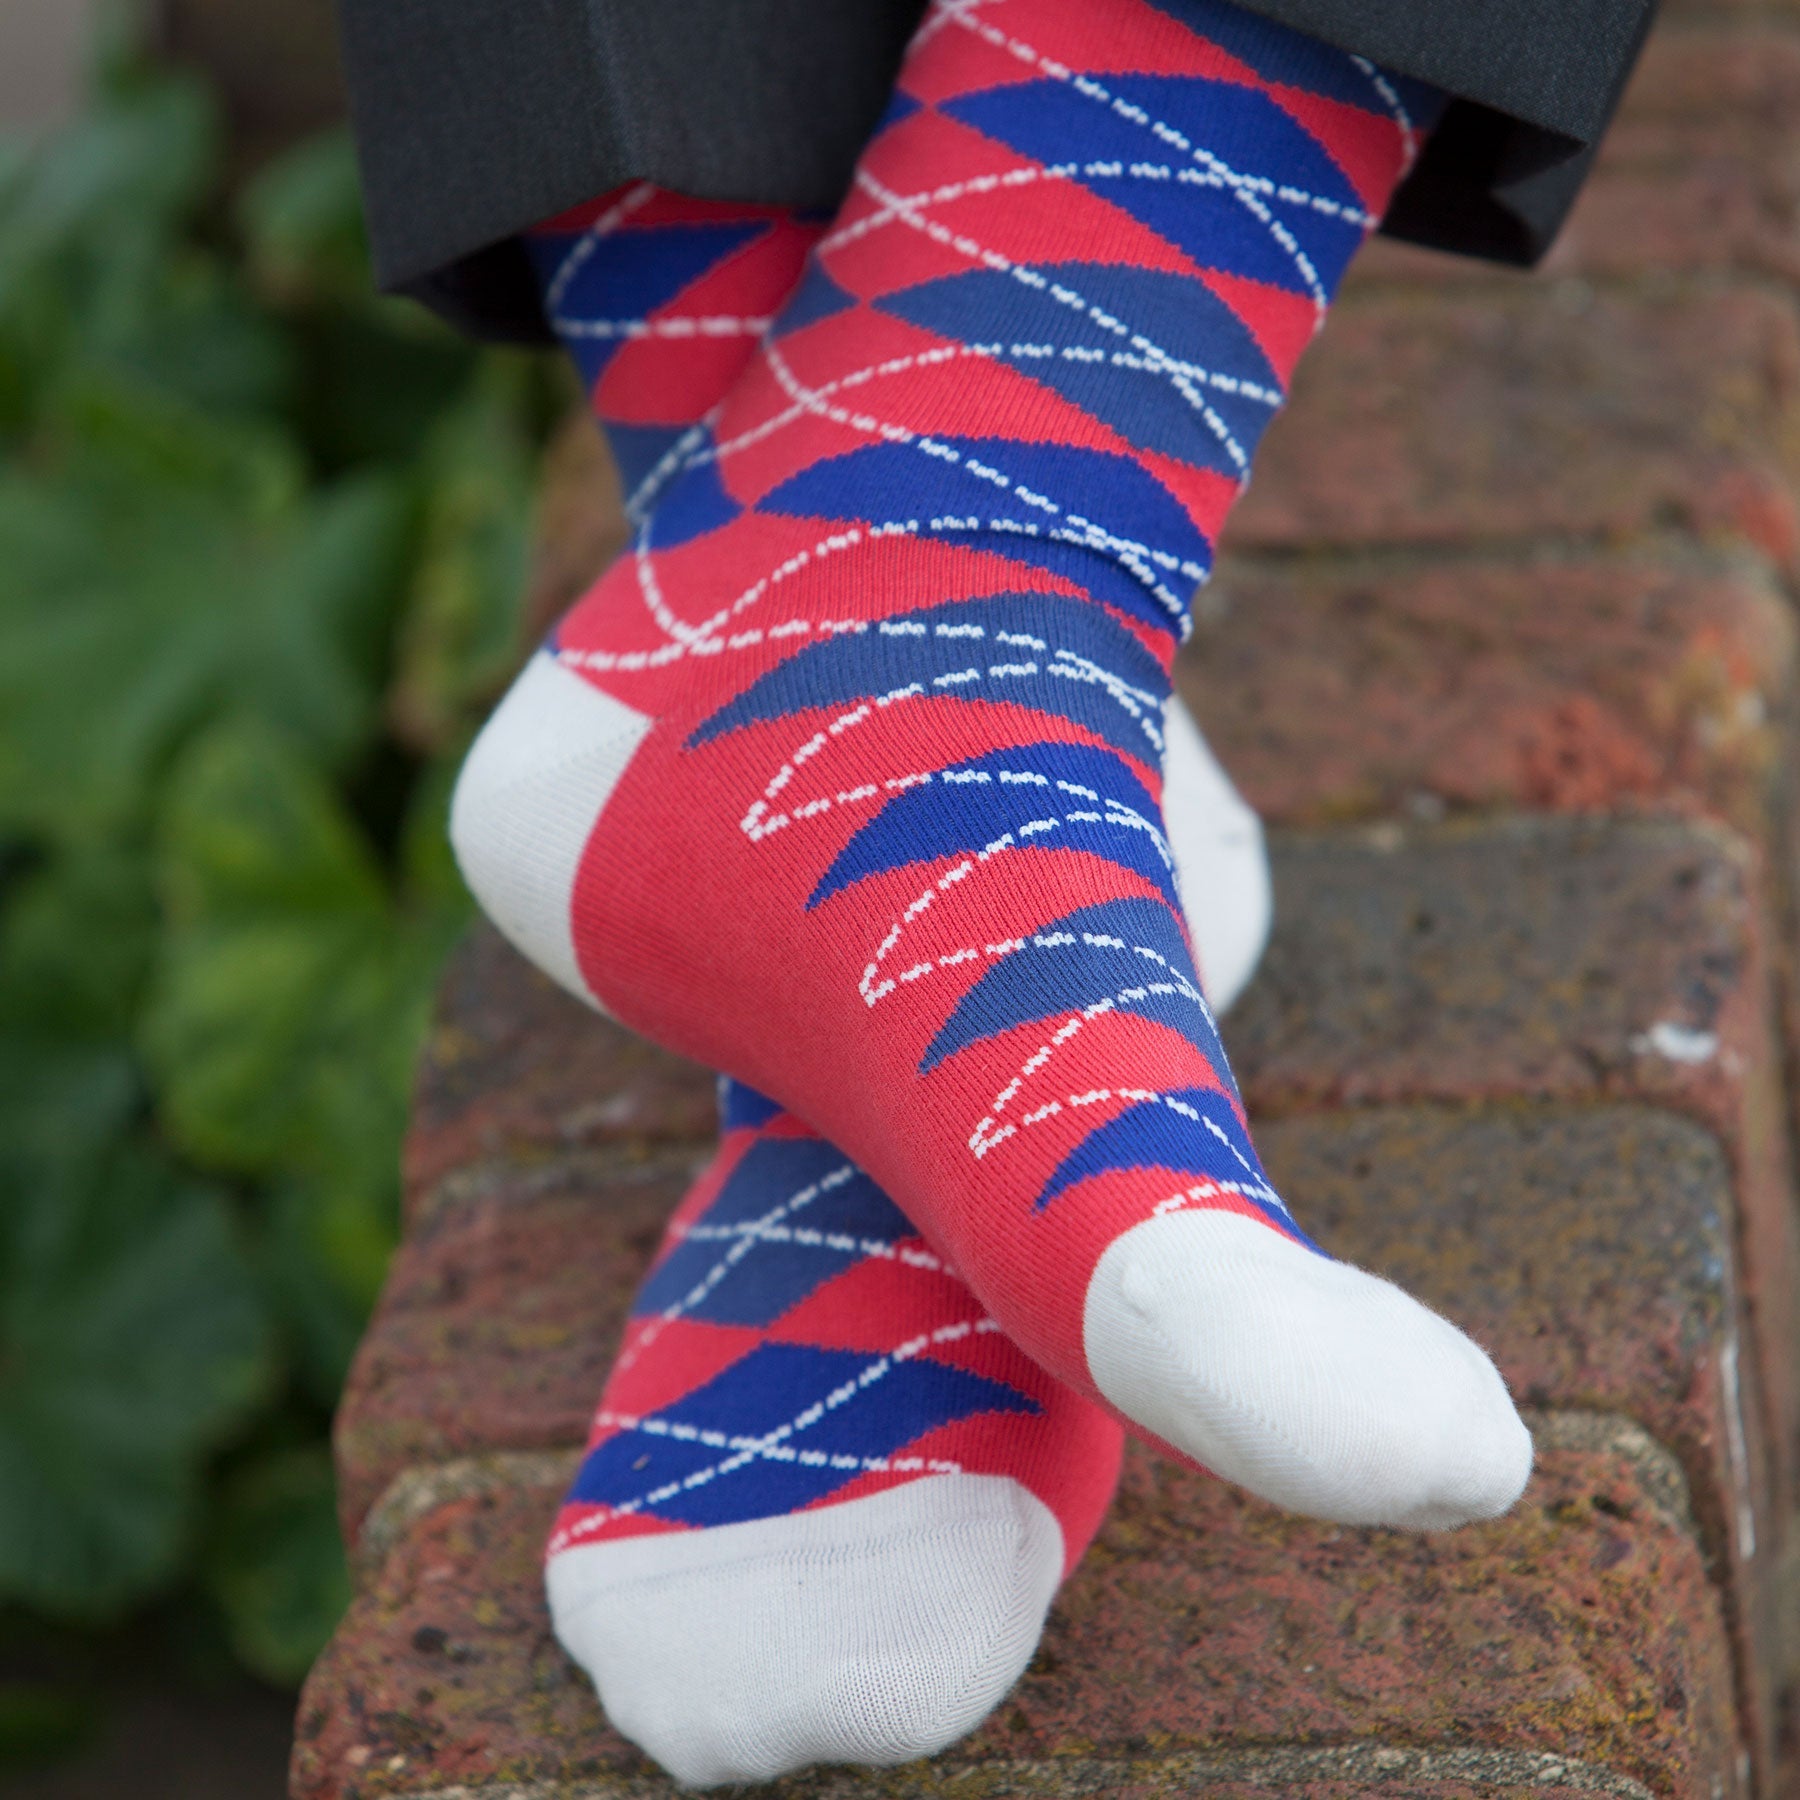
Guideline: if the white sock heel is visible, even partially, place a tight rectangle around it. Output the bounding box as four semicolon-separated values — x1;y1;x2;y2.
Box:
547;1475;1063;1788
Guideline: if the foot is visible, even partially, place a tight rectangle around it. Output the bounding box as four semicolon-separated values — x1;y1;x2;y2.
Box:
544;1090;1121;1787
463;605;1526;1530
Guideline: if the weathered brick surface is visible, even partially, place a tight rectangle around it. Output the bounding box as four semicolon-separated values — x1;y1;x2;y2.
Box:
1233;819;1756;1124
404;928;714;1210
1225;818;1800;1580
351;900;1785;1785
1260;1104;1750;1521
303;2;1800;1793
335;1154;695;1542
1259;1106;1778;1770
1229;819;1800;1518
291;1435;1740;1800
1230;288;1800;562
352;1089;1780;1783
1611;24;1800;129
370;857;1785;1519
1178;555;1793;833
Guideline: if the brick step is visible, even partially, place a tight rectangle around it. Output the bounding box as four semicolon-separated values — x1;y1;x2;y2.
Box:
1175;552;1793;834
1230;286;1800;566
299;1410;1738;1799
307;873;1774;1795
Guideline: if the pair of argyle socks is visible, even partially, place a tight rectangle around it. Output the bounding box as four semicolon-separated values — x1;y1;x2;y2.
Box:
452;0;1531;1783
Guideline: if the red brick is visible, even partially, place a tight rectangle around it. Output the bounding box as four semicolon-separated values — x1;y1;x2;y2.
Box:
1177;555;1793;835
406;927;715;1211
292;1430;1741;1800
335;1156;694;1544
1228;288;1800;564
1229;816;1800;1528
1259;1104;1746;1509
1258;1105;1778;1774
1234;820;1756;1129
1613;22;1800;118
1660;0;1800;21
1542;69;1800;285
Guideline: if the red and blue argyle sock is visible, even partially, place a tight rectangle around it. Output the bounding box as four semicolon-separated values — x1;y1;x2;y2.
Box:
526;192;1131;1781
459;0;1528;1674
544;1082;1124;1783
529;181;1272;1008
544;1087;1120;1567
523;190;1285;1784
527;187;826;517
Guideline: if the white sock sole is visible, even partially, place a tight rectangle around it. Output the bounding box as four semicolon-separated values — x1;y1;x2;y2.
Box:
546;1474;1063;1788
450;654;1272;1017
1084;1210;1533;1528
1161;696;1269;1017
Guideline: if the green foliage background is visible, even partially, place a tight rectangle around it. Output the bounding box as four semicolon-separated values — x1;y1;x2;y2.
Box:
0;28;560;1753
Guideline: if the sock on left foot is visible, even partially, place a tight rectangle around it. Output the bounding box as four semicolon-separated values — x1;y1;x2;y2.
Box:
545;1087;1123;1787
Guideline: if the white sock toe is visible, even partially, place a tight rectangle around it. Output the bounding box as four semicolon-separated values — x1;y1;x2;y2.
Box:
547;1475;1064;1788
1084;1211;1532;1528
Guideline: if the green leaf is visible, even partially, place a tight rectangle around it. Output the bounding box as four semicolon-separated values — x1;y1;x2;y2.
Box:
0;843;154;1187
387;366;542;753
42;359;298;509
0;76;215;282
235;126;481;473
0;76;237;435
0;1041;140;1180
0;457;404;838
142;719;391;1171
236;129;371;306
0;1145;271;1619
144;723;468;1388
205;1444;350;1686
0;32;558;1680
0;842;157;1040
283;302;479;474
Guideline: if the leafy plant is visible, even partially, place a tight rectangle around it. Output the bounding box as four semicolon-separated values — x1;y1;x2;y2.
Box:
0;26;558;1720
0;1143;271;1618
204;1443;352;1686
